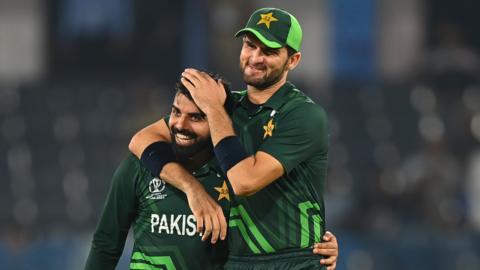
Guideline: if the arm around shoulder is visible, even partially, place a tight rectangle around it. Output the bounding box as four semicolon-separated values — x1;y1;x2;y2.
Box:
128;119;228;243
129;118;171;158
225;103;328;196
227;151;284;196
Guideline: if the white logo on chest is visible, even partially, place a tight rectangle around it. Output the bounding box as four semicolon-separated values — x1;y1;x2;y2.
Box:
146;178;167;200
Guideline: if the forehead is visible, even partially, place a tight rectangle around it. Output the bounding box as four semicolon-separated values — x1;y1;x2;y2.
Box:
173;93;201;113
243;33;268;48
243;33;287;54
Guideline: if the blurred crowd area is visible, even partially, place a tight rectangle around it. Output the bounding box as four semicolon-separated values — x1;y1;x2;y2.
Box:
1;0;480;269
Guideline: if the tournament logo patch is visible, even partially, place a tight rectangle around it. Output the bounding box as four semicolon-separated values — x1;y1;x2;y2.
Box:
146;178;167;200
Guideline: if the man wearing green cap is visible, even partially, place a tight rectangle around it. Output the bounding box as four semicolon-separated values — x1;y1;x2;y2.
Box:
86;73;337;270
130;7;332;270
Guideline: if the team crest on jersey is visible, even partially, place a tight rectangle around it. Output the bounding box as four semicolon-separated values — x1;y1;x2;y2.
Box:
263;119;275;139
146;178;167;200
263;110;277;139
214;181;230;201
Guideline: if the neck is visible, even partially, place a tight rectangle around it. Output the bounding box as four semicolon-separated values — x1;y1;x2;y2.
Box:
179;146;213;172
247;76;287;105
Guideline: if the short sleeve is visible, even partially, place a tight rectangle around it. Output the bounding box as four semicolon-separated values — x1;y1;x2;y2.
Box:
259;103;328;174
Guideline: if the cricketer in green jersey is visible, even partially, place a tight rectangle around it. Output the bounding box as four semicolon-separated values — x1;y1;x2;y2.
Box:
129;7;335;270
85;77;232;270
87;75;338;270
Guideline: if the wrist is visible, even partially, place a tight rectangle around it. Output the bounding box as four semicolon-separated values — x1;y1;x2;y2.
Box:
160;162;196;193
183;179;203;195
140;141;176;177
204;105;225;116
214;136;249;174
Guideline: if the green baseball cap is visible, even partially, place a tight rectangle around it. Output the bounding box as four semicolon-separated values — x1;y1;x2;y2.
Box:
235;7;303;52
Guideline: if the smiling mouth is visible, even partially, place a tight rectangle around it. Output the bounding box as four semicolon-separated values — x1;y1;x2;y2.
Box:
175;133;195;144
245;67;266;78
248;65;265;72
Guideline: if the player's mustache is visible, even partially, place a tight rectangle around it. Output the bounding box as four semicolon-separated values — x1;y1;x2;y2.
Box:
248;64;266;70
245;60;266;70
171;127;197;139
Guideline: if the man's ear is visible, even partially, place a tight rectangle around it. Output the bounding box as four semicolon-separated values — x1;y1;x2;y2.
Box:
288;52;302;71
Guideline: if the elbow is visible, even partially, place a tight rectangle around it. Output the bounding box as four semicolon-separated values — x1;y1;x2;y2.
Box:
128;131;143;157
231;180;259;197
227;159;266;196
128;133;138;152
128;134;136;153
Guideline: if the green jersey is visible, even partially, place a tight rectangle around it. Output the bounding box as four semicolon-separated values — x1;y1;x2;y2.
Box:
228;82;329;256
85;154;231;270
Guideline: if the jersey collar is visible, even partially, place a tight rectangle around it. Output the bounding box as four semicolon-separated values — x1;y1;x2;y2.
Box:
192;157;224;178
238;81;296;113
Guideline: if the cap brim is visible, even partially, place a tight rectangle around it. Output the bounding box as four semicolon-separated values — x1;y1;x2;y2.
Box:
235;28;283;49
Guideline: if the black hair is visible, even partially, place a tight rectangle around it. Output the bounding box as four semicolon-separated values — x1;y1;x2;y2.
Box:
175;72;235;115
286;46;297;57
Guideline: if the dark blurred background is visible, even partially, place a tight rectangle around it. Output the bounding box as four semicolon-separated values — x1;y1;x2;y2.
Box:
1;0;480;269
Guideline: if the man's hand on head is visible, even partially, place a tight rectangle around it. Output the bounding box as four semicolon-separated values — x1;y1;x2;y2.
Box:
181;68;227;115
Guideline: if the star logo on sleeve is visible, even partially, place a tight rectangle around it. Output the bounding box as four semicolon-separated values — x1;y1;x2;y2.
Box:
214;181;230;201
257;12;278;29
263;119;275;138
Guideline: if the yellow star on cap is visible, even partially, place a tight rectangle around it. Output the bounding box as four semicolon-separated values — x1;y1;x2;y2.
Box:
263;119;275;138
257;12;278;29
214;181;230;201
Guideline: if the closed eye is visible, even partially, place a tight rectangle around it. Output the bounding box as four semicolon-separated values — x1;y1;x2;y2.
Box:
263;48;279;56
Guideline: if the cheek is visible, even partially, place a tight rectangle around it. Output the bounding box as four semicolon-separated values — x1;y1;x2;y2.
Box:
239;54;247;66
191;123;210;139
239;49;250;62
267;59;284;72
168;119;175;129
198;125;211;140
202;127;211;139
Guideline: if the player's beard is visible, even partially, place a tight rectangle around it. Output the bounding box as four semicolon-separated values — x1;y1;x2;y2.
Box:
240;58;289;90
170;127;213;160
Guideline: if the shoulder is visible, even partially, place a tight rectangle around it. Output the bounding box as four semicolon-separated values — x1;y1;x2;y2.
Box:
280;90;327;122
117;154;141;173
112;154;145;184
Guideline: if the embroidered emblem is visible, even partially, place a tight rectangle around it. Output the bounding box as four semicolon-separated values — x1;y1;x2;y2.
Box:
257;12;278;29
263;119;275;139
214;181;230;201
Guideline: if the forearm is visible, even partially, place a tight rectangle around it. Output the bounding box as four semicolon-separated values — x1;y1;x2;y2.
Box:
159;158;227;242
129;119;171;158
204;107;235;146
226;156;258;196
134;137;201;194
226;152;283;196
203;108;284;195
160;162;203;193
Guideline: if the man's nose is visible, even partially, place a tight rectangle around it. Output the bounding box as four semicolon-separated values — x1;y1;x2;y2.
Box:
250;49;265;65
175;116;187;130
